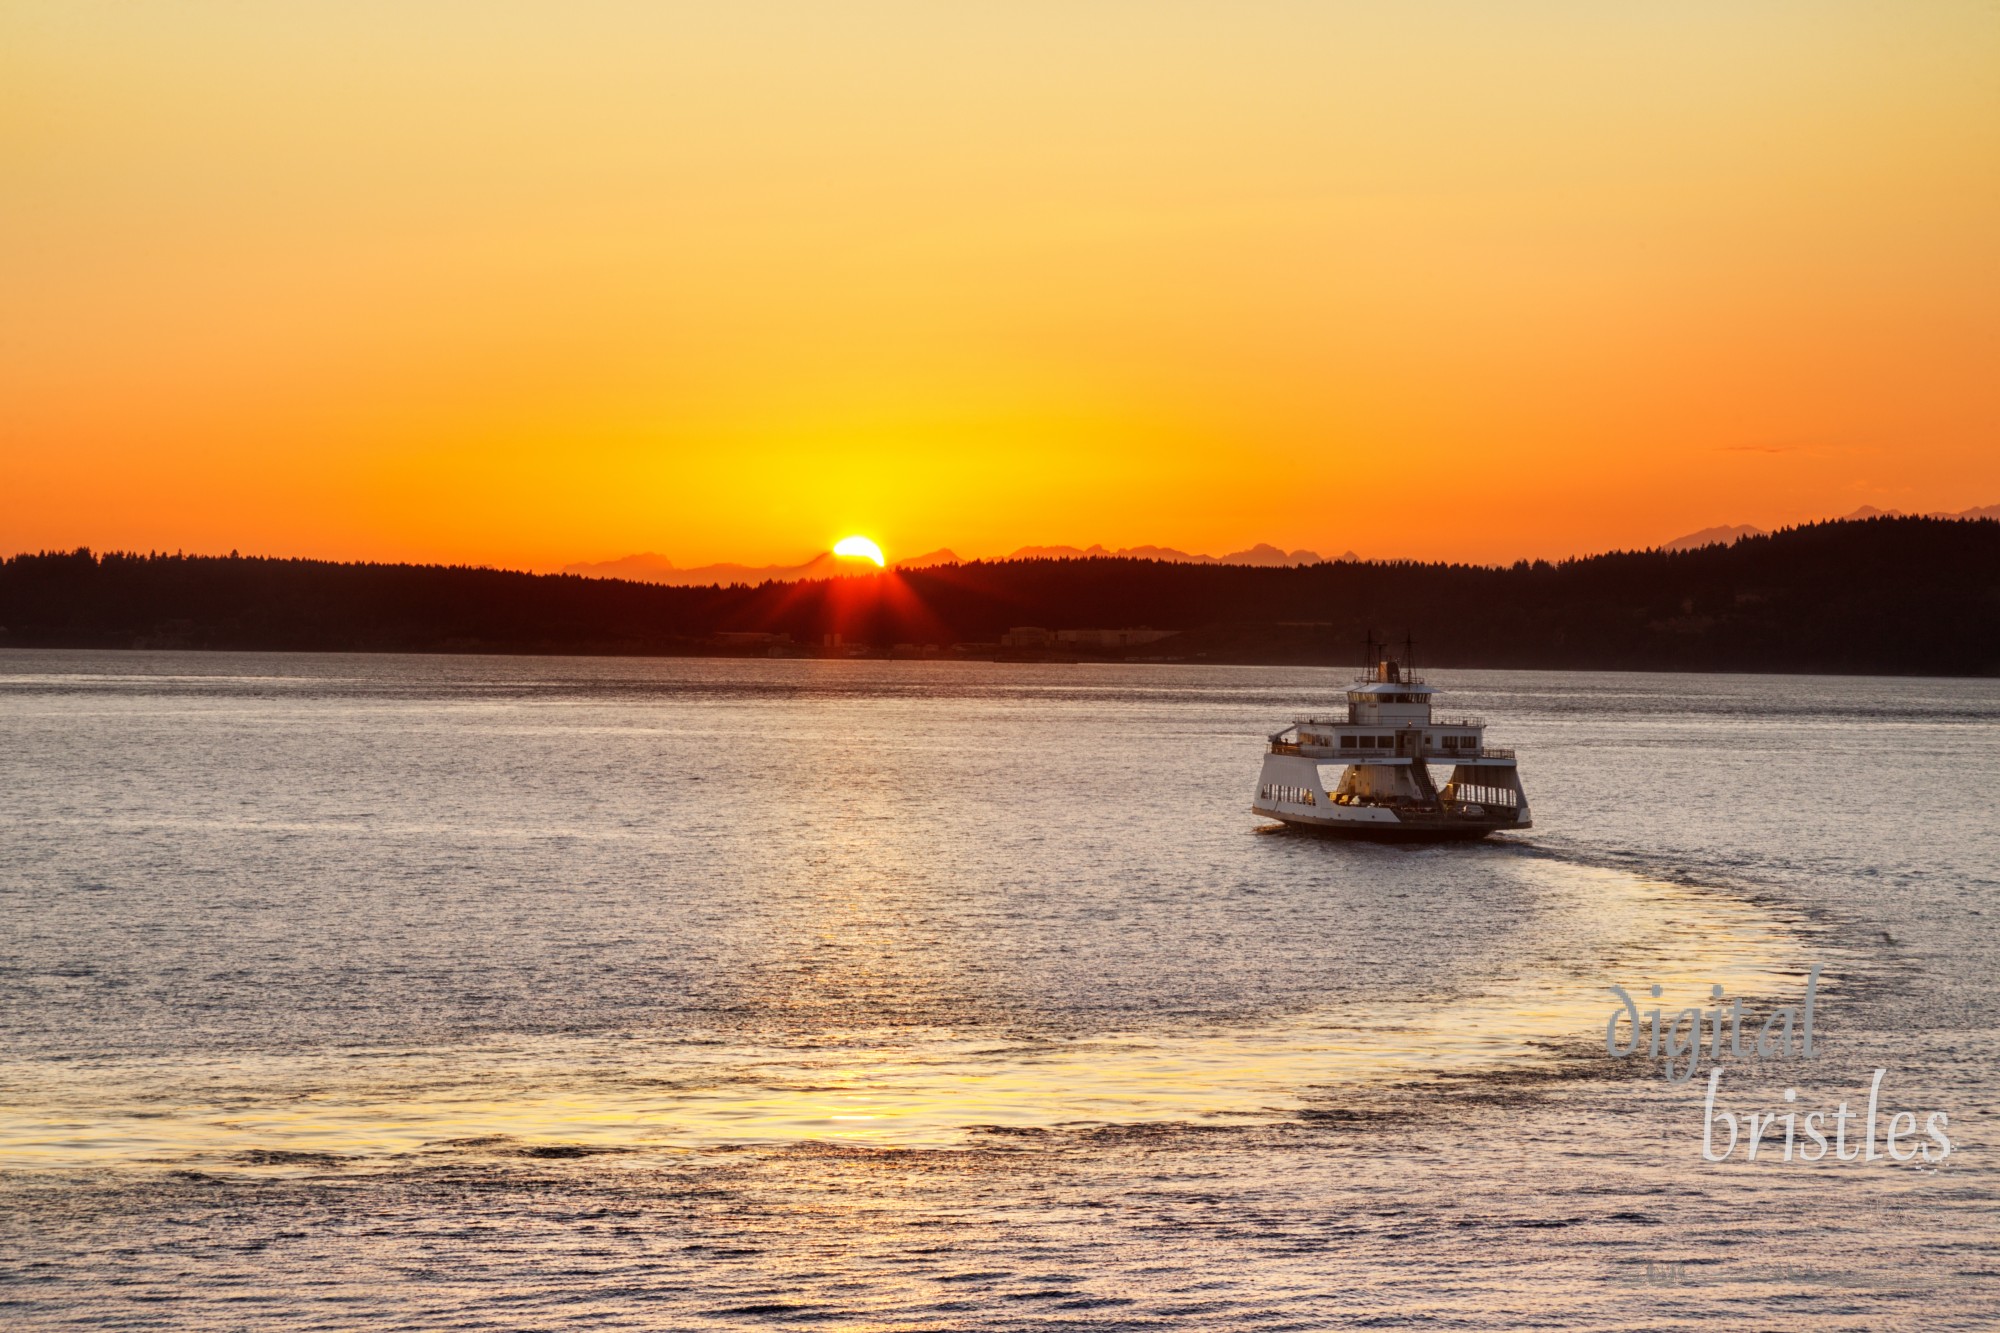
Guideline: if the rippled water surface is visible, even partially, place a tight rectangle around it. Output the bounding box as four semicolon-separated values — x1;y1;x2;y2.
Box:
2;651;1996;1329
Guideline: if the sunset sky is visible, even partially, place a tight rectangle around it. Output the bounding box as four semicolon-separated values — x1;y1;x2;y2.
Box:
5;2;1998;569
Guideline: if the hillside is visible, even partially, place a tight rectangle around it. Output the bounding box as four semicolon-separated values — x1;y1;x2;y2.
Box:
3;517;1996;675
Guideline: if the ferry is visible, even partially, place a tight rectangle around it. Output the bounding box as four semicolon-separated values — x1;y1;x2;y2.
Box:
1252;640;1531;840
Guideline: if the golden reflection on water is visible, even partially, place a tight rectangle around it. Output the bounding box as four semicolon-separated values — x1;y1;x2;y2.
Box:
0;865;1815;1172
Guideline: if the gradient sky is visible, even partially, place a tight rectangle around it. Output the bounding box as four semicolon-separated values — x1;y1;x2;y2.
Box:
5;2;1998;569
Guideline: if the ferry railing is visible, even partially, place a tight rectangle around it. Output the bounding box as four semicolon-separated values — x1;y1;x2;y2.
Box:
1275;733;1516;760
1290;715;1486;727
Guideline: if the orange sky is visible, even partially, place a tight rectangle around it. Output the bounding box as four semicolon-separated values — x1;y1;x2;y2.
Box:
5;2;1998;569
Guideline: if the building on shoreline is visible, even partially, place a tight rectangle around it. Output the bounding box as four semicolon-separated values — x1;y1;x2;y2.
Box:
1001;627;1177;650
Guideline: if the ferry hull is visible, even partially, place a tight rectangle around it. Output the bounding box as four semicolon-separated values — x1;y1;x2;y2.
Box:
1253;806;1528;842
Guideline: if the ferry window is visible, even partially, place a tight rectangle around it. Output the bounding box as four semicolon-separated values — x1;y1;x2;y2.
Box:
1340;736;1356;748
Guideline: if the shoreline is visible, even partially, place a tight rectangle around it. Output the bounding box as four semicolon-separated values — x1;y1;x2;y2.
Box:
4;642;1998;682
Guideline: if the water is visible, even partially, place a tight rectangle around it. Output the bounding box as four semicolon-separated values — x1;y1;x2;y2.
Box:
2;651;1995;1329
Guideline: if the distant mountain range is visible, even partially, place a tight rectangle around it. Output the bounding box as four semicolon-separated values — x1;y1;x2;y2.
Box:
1660;524;1768;552
1002;542;1355;567
563;541;1355;586
559;551;837;586
1662;504;1998;551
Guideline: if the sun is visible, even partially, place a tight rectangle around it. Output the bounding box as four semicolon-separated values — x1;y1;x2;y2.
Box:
832;535;886;567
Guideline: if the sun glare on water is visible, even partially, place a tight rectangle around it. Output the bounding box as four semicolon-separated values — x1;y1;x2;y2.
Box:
833;535;886;567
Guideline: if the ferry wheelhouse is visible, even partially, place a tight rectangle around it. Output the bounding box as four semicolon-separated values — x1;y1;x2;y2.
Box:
1251;644;1530;840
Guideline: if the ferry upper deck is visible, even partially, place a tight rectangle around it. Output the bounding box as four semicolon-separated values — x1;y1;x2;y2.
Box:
1267;660;1514;766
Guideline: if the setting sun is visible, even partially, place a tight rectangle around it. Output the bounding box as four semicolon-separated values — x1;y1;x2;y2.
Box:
832;536;886;567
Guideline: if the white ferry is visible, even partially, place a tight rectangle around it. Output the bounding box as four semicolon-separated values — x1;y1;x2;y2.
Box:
1252;641;1530;840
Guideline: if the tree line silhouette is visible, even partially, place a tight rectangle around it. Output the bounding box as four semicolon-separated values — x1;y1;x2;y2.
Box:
2;516;1994;675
